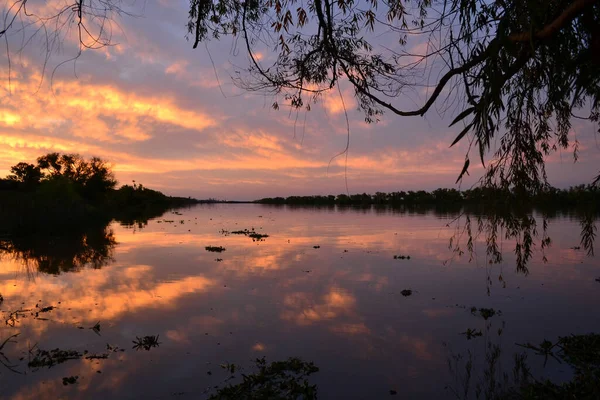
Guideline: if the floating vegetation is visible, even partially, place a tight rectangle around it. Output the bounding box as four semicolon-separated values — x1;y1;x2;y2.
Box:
248;232;269;241
461;328;483;340
0;293;3;305
313;245;320;249
208;357;319;400
400;289;412;297
29;348;82;369
470;307;500;320
132;335;161;351
220;228;269;241
62;376;78;385
5;308;31;327
206;246;226;253
220;362;237;374
215;258;223;262
393;255;411;260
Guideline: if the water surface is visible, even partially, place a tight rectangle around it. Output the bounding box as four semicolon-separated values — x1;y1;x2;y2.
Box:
1;204;599;399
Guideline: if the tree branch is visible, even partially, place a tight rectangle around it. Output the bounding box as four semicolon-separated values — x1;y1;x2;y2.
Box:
508;0;598;42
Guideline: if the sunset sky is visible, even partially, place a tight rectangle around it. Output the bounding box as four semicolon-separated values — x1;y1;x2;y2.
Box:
1;1;598;200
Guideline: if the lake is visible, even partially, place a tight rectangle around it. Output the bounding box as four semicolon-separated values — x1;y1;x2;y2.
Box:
1;204;599;399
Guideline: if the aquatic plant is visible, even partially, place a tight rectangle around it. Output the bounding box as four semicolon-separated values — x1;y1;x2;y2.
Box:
400;289;412;297
62;376;78;385
28;348;82;369
132;335;161;351
470;307;499;320
221;228;269;241
208;357;319;399
205;246;226;253
461;329;483;340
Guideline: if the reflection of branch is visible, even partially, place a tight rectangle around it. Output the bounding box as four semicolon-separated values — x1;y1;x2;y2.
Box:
0;333;22;374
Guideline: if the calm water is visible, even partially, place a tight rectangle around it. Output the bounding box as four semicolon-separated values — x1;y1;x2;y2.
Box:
0;204;599;399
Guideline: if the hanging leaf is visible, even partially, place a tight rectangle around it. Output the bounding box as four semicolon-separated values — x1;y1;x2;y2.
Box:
450;123;473;147
455;158;470;184
449;107;475;127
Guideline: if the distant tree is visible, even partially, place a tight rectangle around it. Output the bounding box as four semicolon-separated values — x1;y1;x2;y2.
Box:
7;162;43;186
4;153;117;200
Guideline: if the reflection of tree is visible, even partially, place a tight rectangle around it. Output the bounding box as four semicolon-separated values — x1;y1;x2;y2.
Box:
0;223;116;275
446;319;600;399
448;205;598;278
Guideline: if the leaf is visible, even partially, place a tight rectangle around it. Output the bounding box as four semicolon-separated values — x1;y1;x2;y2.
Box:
449;107;475;127
450;123;473;147
456;158;470;184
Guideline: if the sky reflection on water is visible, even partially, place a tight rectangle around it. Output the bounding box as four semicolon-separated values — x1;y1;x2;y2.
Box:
0;204;599;399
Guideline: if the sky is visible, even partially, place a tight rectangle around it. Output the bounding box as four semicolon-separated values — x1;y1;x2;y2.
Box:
0;0;598;200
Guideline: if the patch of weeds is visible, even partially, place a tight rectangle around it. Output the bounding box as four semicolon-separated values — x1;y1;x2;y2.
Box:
248;233;269;241
393;255;411;260
220;362;237;374
470;307;500;320
206;246;226;253
515;334;600;398
132;335;161;351
221;229;269;241
29;348;82;369
5;308;31;327
0;293;3;305
313;245;320;249
595;277;600;283
559;333;600;369
461;328;483;340
215;258;223;262
208;357;319;400
62;376;78;385
400;289;412;297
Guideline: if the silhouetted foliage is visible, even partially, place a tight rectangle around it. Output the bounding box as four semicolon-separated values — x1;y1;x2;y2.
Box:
256;186;600;209
0;154;199;233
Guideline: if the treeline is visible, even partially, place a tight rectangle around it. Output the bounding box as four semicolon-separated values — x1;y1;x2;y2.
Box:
255;186;600;208
0;153;198;233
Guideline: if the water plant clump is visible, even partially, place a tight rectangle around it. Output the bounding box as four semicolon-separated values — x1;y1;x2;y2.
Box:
205;246;226;253
470;307;500;320
62;376;78;385
461;328;483;340
221;228;270;241
28;348;82;369
132;335;161;351
393;255;411;260
208;357;319;400
401;289;412;297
